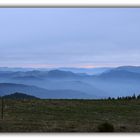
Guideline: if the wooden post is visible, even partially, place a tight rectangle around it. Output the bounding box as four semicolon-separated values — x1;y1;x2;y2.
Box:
1;97;4;120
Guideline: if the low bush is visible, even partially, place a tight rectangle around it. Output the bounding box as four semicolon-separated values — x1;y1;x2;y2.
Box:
97;122;114;132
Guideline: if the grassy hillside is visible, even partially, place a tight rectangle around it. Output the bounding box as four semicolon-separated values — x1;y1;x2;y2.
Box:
0;99;140;132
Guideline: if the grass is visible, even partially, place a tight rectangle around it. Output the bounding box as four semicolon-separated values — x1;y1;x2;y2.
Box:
0;99;140;132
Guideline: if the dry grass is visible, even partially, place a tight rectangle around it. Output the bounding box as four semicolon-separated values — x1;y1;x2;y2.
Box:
0;99;140;132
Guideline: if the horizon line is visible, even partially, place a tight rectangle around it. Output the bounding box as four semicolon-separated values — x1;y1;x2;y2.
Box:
0;65;140;69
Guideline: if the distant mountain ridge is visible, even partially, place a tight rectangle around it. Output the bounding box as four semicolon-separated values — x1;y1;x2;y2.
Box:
0;83;95;99
3;92;38;99
98;66;140;80
0;66;140;98
58;67;112;75
0;69;91;81
115;66;140;73
0;67;112;75
99;69;140;78
47;70;79;78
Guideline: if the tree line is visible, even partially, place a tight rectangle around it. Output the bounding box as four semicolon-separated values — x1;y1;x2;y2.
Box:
107;94;140;100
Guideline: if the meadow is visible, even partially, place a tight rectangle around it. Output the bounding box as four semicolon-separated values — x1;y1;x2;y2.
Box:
0;99;140;132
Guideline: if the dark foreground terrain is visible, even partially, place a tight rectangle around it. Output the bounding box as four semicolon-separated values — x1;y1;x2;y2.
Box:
0;99;140;132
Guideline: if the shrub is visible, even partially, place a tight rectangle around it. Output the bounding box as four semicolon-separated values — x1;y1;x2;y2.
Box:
97;122;114;132
0;125;2;131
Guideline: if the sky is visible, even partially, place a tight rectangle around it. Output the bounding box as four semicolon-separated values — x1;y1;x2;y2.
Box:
0;8;140;68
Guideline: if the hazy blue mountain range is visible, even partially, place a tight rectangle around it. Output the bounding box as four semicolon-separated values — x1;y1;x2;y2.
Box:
0;67;112;75
0;66;140;98
0;83;95;99
97;69;140;80
115;66;140;74
58;67;112;75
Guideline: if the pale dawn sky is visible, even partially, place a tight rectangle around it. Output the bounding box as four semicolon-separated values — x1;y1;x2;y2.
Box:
0;8;140;68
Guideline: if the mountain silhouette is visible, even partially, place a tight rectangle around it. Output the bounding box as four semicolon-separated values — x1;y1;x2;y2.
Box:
3;92;39;99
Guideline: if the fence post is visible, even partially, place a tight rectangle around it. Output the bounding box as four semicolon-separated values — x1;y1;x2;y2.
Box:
1;97;4;120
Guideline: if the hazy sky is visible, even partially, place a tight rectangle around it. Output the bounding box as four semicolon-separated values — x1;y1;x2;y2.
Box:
0;8;140;68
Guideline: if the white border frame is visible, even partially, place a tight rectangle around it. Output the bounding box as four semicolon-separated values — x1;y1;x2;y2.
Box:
0;0;140;7
0;1;140;140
